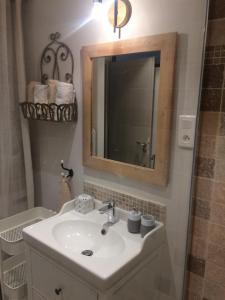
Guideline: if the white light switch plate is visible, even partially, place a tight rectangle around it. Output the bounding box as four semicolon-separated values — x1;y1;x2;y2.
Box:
178;115;196;149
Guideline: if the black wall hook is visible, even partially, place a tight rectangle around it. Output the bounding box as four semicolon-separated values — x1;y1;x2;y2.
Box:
61;160;74;178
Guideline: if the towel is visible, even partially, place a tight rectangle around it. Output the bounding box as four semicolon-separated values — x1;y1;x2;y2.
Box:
34;84;48;104
48;79;58;104
55;81;74;105
59;174;72;211
27;81;40;103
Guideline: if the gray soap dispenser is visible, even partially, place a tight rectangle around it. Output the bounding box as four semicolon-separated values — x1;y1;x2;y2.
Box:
127;208;142;233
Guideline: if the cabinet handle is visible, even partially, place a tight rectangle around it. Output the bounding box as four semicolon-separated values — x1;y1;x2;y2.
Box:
55;288;62;295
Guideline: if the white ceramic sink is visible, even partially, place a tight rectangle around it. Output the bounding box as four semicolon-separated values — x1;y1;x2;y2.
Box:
23;200;164;290
52;220;125;258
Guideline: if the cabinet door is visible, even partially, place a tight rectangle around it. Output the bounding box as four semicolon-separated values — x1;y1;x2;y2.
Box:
30;250;97;300
109;254;160;300
32;289;46;300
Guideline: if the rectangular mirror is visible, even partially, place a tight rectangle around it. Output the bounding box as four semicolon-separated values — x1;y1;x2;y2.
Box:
92;51;160;169
82;33;177;186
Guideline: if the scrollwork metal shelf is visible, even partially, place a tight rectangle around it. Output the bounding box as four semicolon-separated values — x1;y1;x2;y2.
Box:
20;32;78;123
20;102;77;122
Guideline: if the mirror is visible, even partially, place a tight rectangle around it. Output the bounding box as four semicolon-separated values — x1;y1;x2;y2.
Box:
82;33;177;186
92;51;160;169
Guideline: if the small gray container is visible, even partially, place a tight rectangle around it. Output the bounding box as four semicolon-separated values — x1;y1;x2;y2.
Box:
127;209;142;233
141;215;156;238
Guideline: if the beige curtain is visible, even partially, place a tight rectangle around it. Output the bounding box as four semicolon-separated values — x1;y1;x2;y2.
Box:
0;0;34;218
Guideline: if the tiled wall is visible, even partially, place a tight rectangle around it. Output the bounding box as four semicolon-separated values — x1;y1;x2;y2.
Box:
84;181;166;223
187;1;225;299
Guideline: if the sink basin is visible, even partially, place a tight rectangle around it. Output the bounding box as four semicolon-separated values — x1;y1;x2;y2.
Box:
23;202;164;289
52;220;125;258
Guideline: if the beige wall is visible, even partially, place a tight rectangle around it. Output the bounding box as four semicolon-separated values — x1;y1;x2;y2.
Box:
22;0;208;299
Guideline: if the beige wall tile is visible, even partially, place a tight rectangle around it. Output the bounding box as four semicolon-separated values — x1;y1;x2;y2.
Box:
188;255;206;277
219;113;225;136
195;177;213;201
187;272;204;295
215;137;225;159
193;198;211;220
215;159;225;181
196;157;215;179
198;135;216;158
205;262;225;288
204;280;225;299
207;19;225;46
207;243;225;268
191;237;208;259
209;223;225;248
203;64;224;89
192;217;209;240
213;181;225;205
209;0;225;20
201;88;222;112
186;291;201;300
210;201;225;226
199;112;220;136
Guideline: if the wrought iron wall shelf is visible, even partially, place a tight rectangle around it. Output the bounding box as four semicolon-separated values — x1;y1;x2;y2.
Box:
20;32;78;123
20;102;77;122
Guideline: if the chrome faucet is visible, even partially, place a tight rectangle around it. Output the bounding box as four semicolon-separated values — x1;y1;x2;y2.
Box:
99;200;119;235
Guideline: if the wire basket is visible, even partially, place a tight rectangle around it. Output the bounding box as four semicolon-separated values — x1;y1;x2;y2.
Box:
20;102;77;122
3;262;27;299
20;32;78;123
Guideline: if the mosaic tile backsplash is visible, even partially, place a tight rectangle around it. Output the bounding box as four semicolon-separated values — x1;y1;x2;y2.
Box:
84;181;166;223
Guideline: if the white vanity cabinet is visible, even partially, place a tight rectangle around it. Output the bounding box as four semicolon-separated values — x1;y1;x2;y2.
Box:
32;289;45;300
26;246;162;300
108;256;161;300
23;206;165;300
27;249;98;300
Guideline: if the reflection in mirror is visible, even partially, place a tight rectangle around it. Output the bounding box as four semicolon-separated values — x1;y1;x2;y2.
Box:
92;51;160;169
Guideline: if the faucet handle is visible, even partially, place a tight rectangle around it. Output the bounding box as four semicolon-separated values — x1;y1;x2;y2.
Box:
99;200;119;222
102;200;116;207
98;200;116;214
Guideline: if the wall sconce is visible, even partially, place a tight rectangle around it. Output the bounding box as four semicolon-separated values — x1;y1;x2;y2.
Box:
108;0;132;38
92;0;132;38
92;0;103;20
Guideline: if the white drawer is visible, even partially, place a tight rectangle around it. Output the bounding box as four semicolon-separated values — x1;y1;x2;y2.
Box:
30;251;97;300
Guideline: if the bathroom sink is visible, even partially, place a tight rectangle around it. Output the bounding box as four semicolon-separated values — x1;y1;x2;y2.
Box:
23;200;165;290
52;220;125;258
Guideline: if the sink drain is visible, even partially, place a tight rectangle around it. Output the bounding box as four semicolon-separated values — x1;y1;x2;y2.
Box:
81;250;94;257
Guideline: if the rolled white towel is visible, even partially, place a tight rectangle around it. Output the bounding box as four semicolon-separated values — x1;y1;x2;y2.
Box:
27;81;40;103
55;81;74;105
34;84;48;104
58;175;72;211
48;79;58;104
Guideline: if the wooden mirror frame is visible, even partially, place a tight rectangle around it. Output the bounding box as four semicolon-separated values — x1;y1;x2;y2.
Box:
81;33;177;186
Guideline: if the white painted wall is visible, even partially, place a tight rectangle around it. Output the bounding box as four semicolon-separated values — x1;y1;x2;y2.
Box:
22;0;208;299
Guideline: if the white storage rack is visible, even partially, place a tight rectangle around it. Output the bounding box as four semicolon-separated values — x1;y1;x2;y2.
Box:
0;207;55;300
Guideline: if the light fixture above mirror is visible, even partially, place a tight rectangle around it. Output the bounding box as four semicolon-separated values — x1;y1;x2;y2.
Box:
92;0;132;38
